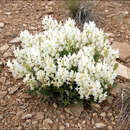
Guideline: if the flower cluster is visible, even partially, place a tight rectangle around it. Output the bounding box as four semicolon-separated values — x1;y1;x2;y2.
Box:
7;16;119;103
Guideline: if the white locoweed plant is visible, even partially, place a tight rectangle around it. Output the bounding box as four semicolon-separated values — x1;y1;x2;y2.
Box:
7;16;119;106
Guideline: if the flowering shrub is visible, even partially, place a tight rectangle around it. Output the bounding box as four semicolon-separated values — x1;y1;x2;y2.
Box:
7;16;119;106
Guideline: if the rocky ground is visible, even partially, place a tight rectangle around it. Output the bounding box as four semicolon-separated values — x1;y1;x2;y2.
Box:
0;0;130;130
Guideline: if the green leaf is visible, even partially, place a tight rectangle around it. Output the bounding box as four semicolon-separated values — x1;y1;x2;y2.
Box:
113;63;118;70
104;50;108;57
94;50;100;62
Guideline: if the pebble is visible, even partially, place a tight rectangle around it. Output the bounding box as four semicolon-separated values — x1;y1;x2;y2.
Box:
8;87;18;94
44;118;53;124
32;120;38;125
5;12;11;15
107;113;112;117
0;91;7;98
0;22;4;28
17;126;23;130
0;115;3;120
69;104;84;117
95;122;106;128
0;44;9;53
107;96;114;104
66;122;70;127
22;114;32;120
53;103;57;108
10;37;20;43
100;112;106;118
91;103;101;112
59;125;65;130
34;112;44;120
42;120;51;129
112;121;115;125
108;126;113;130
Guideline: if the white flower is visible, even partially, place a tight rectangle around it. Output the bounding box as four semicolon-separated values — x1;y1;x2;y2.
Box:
7;16;119;103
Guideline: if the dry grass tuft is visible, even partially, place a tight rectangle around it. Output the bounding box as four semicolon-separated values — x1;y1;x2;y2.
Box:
116;89;130;130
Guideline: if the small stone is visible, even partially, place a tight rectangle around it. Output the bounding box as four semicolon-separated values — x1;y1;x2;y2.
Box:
95;122;106;128
32;121;38;125
16;111;24;117
117;63;130;80
43;120;51;129
0;91;7;98
10;37;21;43
103;106;110;111
108;126;113;130
30;26;37;30
53;103;57;108
100;112;106;118
0;115;3;120
0;61;2;65
124;11;128;15
112;122;115;125
91;103;101;112
66;123;70;127
17;126;23;130
22;114;32;120
0;22;4;28
64;108;72;114
107;96;114;104
5;12;11;15
105;10;108;12
34;112;44;120
68;104;84;117
59;125;65;130
44;118;53;124
3;50;12;58
0;44;9;53
105;32;114;37
112;42;130;61
107;113;112;117
8;86;18;94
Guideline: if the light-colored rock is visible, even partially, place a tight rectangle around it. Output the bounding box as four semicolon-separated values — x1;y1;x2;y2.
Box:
10;37;21;43
107;113;112;117
43;120;51;129
107;96;114;104
112;42;130;61
0;115;3;120
0;22;4;28
0;91;7;98
59;125;65;130
22;114;32;120
105;32;114;37
17;126;23;130
8;86;18;94
117;63;130;79
91;103;101;112
5;12;11;15
44;118;53;124
34;112;44;120
100;112;106;118
53;103;57;108
66;104;84;117
16;111;24;117
112;122;115;125
0;44;9;53
32;121;38;125
3;49;12;58
66;123;70;127
95;122;106;128
108;126;113;130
